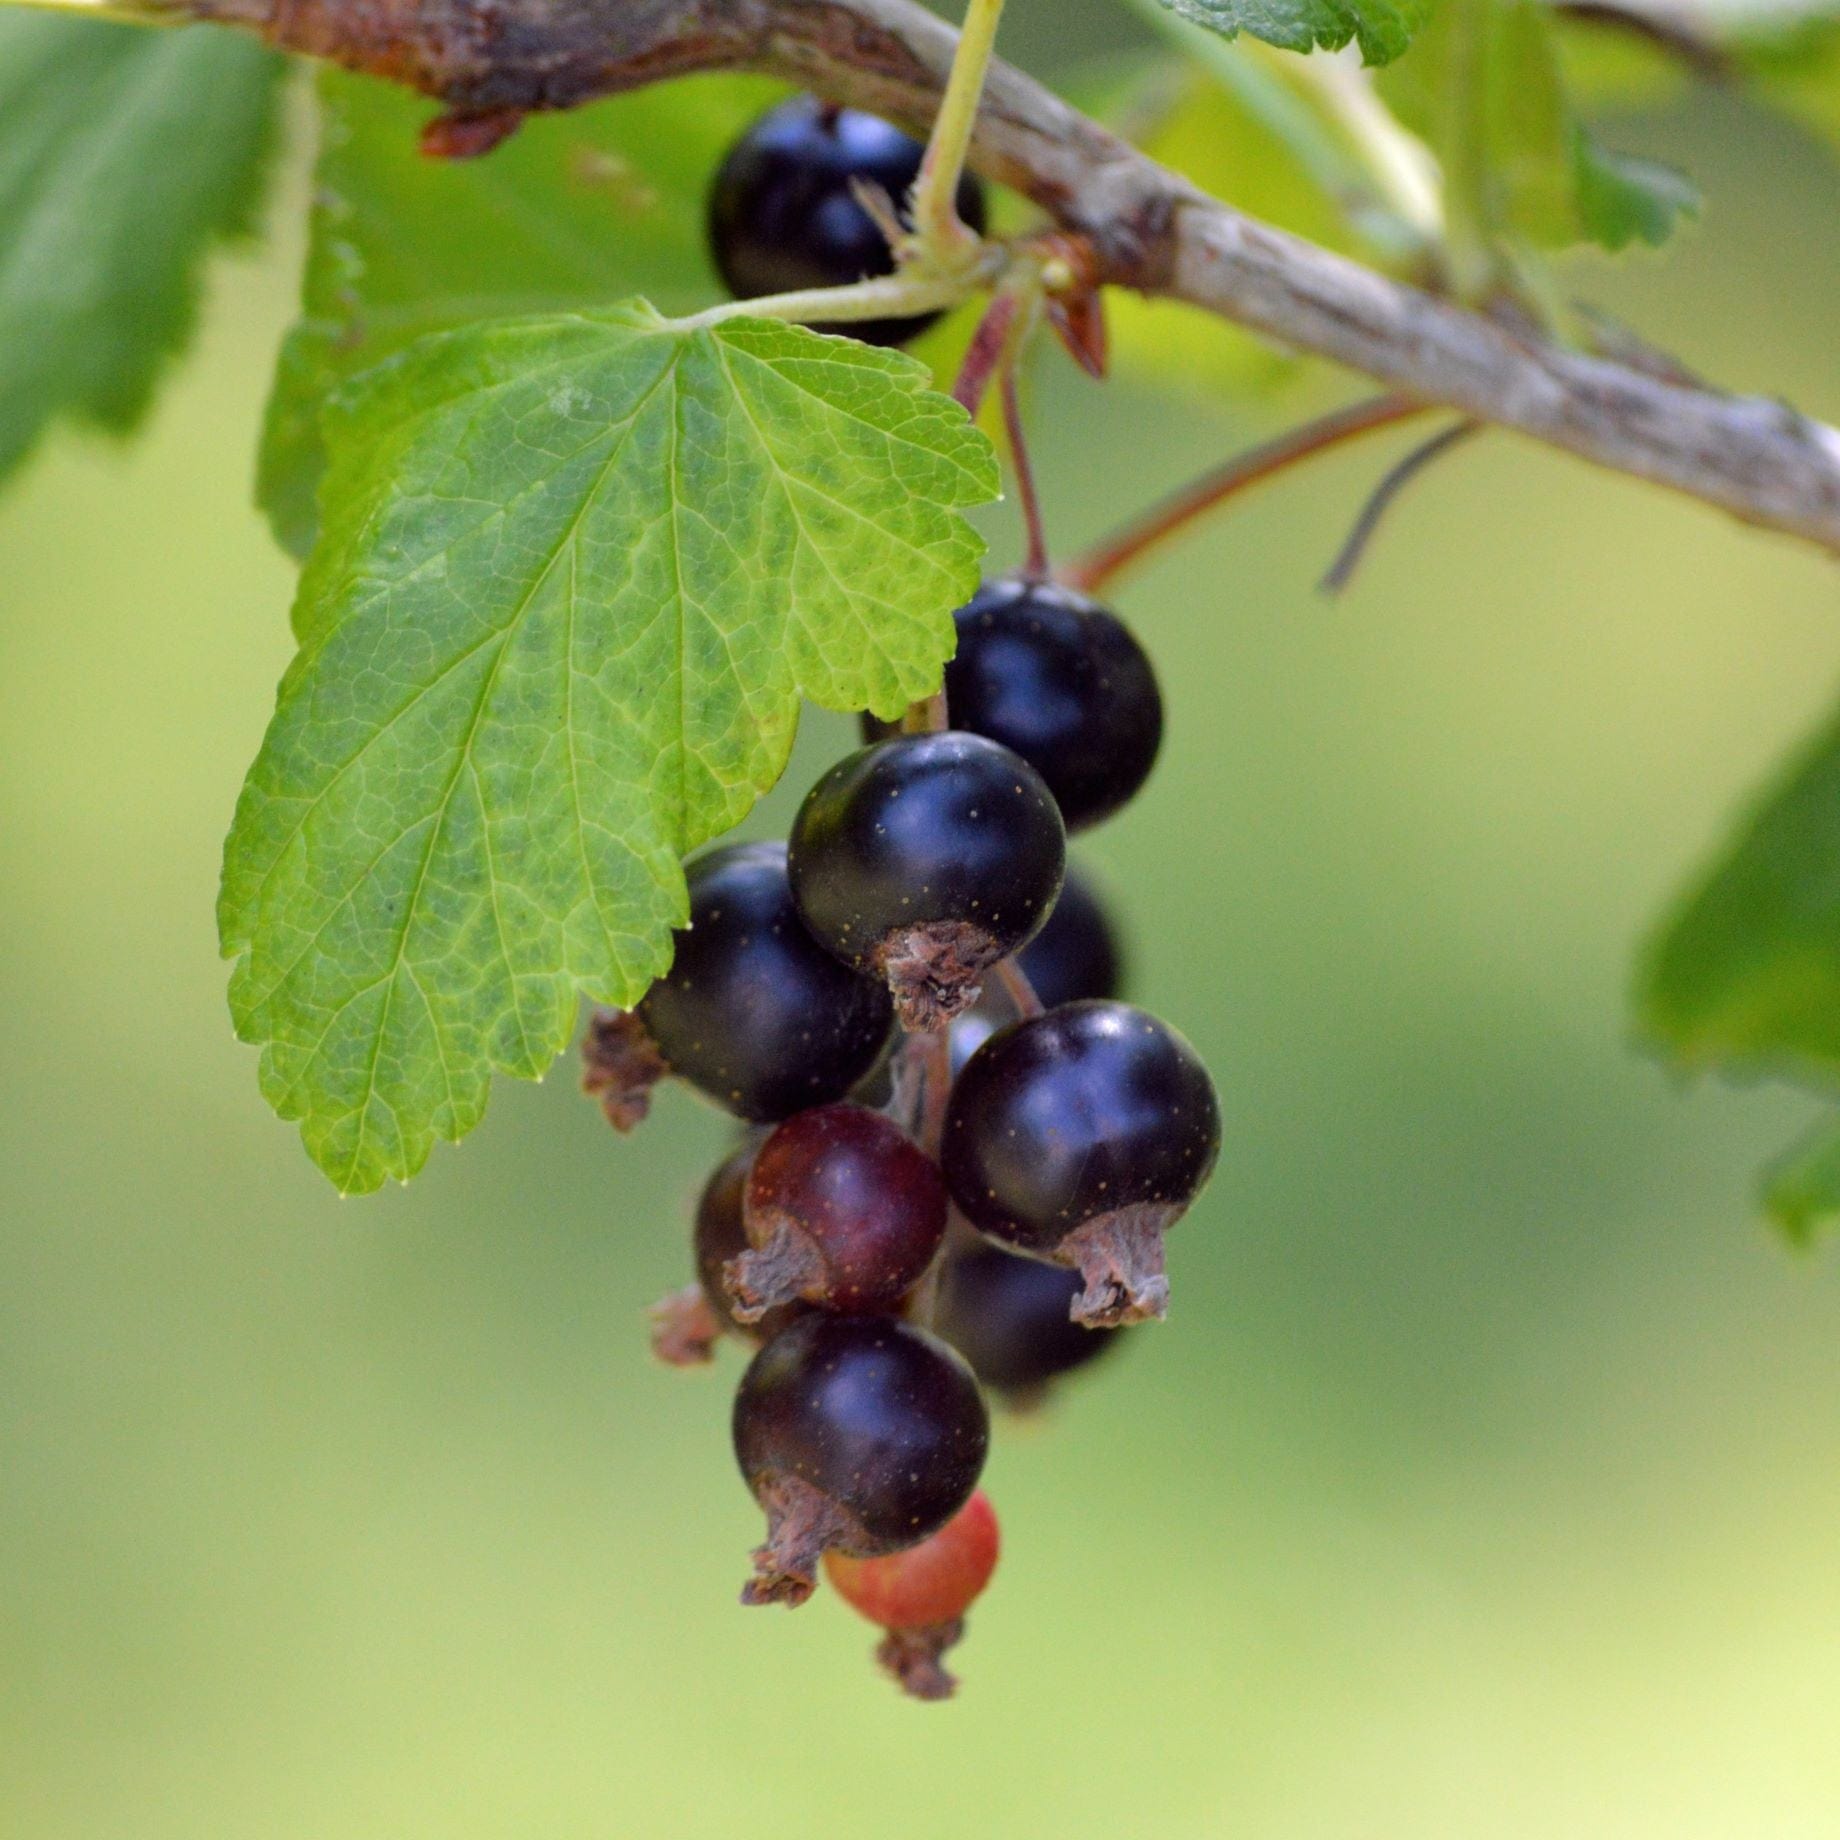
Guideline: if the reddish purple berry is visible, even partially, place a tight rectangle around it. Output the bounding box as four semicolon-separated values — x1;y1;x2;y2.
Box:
724;1103;947;1320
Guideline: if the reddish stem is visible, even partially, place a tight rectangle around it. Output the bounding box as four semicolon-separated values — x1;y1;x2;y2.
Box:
1002;367;1051;580
952;292;1020;417
1059;394;1429;597
919;1028;953;1160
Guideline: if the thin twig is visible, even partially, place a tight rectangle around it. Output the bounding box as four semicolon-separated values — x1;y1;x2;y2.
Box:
1319;420;1482;596
52;0;1840;557
1061;395;1429;597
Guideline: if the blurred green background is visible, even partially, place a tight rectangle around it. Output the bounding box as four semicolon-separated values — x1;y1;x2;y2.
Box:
5;9;1840;1834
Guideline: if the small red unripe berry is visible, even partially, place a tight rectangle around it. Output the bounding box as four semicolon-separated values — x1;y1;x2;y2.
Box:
824;1491;1001;1700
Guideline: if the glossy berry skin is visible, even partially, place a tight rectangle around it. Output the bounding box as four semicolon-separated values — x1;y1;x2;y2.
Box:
635;842;893;1123
942;1001;1221;1327
733;1314;989;1606
726;1103;947;1319
824;1490;1000;1700
1014;861;1125;1009
864;579;1163;830
936;1245;1120;1398
707;95;987;348
789;733;1066;1030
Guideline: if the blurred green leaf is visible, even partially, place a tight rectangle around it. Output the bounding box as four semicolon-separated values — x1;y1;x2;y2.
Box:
0;17;281;484
1639;698;1840;1085
1555;4;1840;156
1573;135;1700;250
258;69;786;555
1144;0;1429;63
1552;14;1691;109
222;305;996;1193
1083;32;1434;397
1741;17;1840;151
1762;1116;1840;1246
1378;0;1694;279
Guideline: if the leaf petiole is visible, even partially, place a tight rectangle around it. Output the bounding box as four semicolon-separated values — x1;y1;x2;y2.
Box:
677;260;997;334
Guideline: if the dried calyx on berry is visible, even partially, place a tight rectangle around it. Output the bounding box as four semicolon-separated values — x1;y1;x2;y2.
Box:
789;733;1066;1031
706;95;987;349
936;1244;1122;1404
648;1140;808;1367
724;1103;947;1320
943;1000;1221;1327
864;578;1163;832
582;842;892;1131
824;1490;1000;1701
733;1314;989;1607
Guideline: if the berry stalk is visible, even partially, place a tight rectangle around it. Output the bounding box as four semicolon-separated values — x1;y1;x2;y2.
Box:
1001;367;1050;581
1059;394;1429;597
1318;418;1482;596
991;955;1044;1020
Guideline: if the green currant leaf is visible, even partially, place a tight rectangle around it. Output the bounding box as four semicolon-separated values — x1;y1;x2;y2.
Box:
1144;0;1429;65
221;305;997;1194
1741;17;1840;155
1378;0;1695;278
1639;702;1840;1086
1573;135;1700;252
1762;1117;1840;1247
259;68;788;555
0;17;282;483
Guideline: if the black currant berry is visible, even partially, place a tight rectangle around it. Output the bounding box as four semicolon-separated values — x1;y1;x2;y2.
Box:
864;579;1163;830
648;1142;807;1367
789;733;1066;1030
733;1314;989;1606
942;1001;1221;1327
936;1244;1121;1401
582;842;892;1130
724;1103;947;1320
707;95;988;348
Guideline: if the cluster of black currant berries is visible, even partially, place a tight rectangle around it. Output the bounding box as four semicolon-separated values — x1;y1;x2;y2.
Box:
574;98;1222;1702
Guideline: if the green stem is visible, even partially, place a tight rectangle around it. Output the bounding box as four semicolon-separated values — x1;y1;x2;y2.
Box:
679;265;990;332
911;0;1006;252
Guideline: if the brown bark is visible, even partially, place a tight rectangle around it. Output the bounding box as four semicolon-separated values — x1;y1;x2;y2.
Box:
135;0;1840;556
